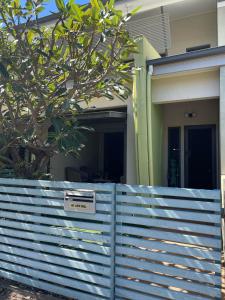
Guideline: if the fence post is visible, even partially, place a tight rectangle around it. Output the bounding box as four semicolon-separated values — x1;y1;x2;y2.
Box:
110;183;116;300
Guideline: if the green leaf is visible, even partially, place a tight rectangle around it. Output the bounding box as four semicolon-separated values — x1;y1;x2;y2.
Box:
25;0;33;10
55;0;65;12
108;0;114;9
130;6;141;15
70;3;82;19
13;0;20;9
90;0;100;10
36;5;45;14
26;30;35;43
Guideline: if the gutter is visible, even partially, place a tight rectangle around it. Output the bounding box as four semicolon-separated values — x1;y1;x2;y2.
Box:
147;46;225;66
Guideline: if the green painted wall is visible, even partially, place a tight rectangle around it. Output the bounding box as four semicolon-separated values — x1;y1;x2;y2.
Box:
133;36;163;186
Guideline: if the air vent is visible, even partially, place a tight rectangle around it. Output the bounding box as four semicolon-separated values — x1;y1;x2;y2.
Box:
186;44;211;53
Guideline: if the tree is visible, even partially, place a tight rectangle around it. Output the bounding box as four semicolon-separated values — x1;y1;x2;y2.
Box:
0;0;137;179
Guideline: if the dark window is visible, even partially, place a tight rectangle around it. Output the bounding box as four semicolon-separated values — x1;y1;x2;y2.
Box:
168;127;181;187
186;44;211;53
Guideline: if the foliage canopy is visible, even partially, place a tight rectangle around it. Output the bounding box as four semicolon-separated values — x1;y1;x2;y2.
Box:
0;0;137;178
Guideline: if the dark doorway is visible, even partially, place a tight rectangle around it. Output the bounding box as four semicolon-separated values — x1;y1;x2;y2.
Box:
185;125;217;189
104;132;124;183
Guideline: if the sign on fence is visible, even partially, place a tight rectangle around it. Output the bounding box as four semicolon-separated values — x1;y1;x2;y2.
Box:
64;189;96;213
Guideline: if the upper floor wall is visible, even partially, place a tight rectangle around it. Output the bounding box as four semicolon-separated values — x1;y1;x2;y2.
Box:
119;0;218;57
168;11;217;56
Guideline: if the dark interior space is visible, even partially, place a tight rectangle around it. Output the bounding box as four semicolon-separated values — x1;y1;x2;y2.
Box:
185;125;216;189
104;132;124;183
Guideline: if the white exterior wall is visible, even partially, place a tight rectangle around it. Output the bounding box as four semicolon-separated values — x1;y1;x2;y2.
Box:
169;11;217;55
162;99;219;187
152;70;220;103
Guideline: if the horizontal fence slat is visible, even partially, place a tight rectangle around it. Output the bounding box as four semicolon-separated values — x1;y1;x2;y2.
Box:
0;247;110;287
116;246;220;272
0;241;109;275
0;194;112;211
116;215;221;236
0;178;115;192
0;227;111;258
0;220;110;243
117;195;221;211
117;205;220;223
116;277;210;300
0;202;111;222
0;211;111;232
116;235;221;261
0;195;63;206
117;226;221;248
115;287;163;300
0;186;64;198
0;241;109;276
0;260;110;297
116;184;220;200
116;256;221;285
0;235;110;265
0;270;104;300
116;267;220;298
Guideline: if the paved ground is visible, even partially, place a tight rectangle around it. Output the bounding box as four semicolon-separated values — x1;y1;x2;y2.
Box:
0;278;70;300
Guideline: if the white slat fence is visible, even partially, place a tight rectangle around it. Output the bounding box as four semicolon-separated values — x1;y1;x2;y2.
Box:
0;179;221;299
0;178;116;300
115;185;221;300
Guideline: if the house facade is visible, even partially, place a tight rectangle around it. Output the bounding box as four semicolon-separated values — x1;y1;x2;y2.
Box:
46;0;224;190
